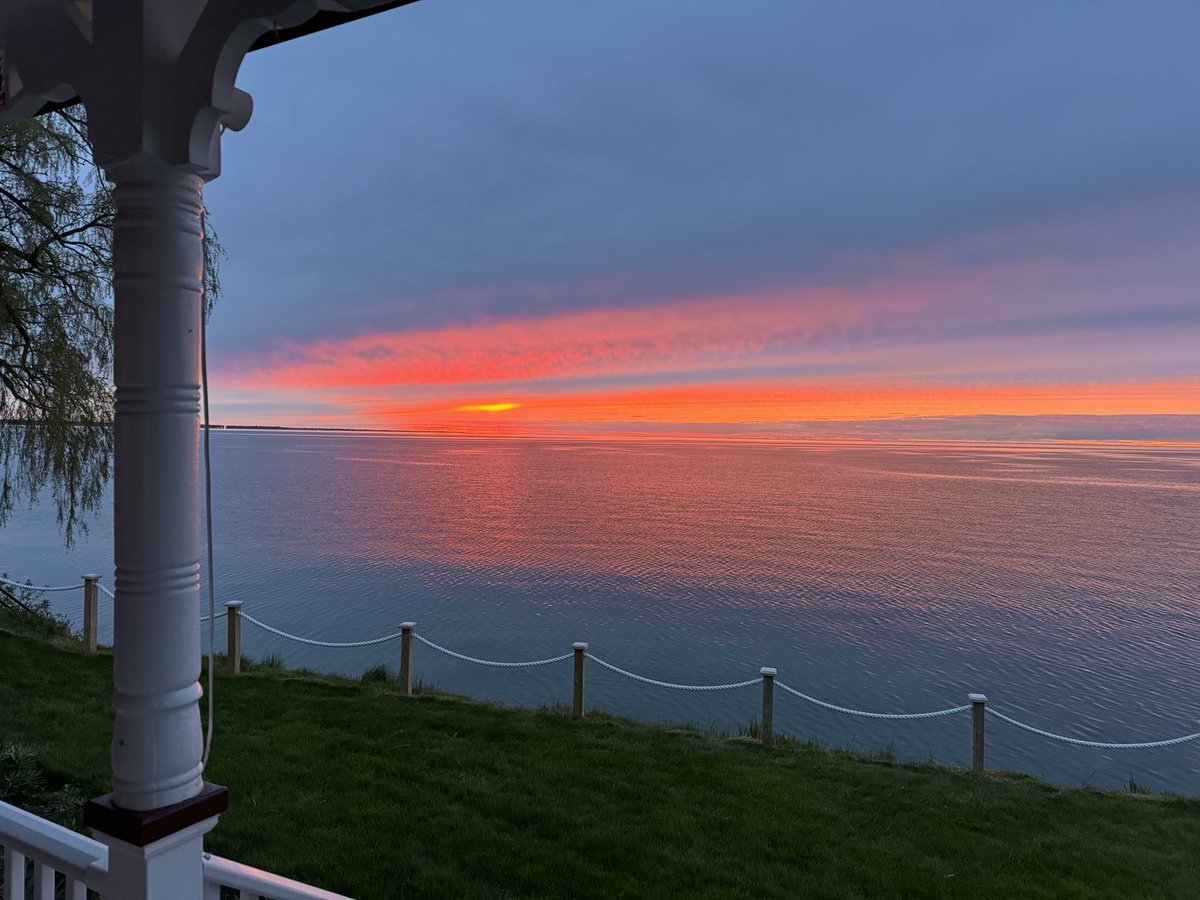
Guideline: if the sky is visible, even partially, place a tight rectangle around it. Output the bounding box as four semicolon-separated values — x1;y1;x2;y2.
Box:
203;0;1200;439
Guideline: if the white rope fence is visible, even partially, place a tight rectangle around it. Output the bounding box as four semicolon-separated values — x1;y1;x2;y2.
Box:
241;613;401;649
587;653;762;692
986;709;1200;750
775;681;970;720
414;633;571;668
0;573;82;593
3;573;226;622
7;566;1200;777
253;622;1200;765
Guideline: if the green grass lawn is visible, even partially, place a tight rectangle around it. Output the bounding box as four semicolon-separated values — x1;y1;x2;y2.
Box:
2;613;1198;899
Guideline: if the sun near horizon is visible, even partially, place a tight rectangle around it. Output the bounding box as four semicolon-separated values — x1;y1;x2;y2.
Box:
454;402;522;413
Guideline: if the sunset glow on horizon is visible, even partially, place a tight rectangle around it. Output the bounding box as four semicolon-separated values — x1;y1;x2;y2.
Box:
211;250;1200;437
205;3;1200;441
427;381;1200;426
212;374;1200;436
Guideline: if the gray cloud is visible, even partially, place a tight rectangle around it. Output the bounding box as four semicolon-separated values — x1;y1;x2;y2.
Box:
205;0;1200;354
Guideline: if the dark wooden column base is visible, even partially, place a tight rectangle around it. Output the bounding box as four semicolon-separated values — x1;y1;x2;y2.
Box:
83;783;228;847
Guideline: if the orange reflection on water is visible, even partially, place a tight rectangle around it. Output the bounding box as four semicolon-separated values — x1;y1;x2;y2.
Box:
321;438;1200;620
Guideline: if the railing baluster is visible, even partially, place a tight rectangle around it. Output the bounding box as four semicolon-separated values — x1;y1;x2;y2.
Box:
33;860;55;900
65;876;87;900
4;846;26;900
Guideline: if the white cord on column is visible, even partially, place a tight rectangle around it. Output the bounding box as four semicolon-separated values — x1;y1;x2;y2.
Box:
200;207;216;773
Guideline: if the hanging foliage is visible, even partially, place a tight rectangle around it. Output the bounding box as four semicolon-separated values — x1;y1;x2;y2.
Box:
0;105;222;543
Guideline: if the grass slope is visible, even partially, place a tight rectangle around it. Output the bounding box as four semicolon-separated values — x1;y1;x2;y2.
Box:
1;617;1197;899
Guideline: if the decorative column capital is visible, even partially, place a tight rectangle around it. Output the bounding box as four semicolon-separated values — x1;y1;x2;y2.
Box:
0;0;392;179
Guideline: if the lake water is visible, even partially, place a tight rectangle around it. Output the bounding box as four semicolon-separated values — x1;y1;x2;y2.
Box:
4;432;1200;794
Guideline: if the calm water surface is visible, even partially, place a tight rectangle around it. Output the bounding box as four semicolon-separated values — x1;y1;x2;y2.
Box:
6;432;1200;793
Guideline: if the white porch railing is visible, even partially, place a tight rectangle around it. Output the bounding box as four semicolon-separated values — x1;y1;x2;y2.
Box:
0;799;106;899
201;855;352;900
0;800;351;900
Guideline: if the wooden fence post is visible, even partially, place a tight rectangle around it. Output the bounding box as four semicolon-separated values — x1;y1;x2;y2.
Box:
970;693;987;774
225;601;243;675
82;575;100;654
400;622;416;696
760;667;776;745
572;642;588;719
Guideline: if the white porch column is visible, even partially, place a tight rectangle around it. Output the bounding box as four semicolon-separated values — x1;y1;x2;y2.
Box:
0;1;410;896
108;159;206;811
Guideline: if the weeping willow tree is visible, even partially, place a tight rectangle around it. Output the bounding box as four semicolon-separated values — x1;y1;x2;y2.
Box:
0;105;222;544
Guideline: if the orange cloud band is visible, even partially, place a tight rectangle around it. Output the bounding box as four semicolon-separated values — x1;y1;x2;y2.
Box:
222;290;917;390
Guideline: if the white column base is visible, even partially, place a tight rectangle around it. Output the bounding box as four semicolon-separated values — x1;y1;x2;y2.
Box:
93;816;219;900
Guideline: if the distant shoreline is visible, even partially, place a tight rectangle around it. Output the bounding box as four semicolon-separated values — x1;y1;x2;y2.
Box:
200;421;1200;449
